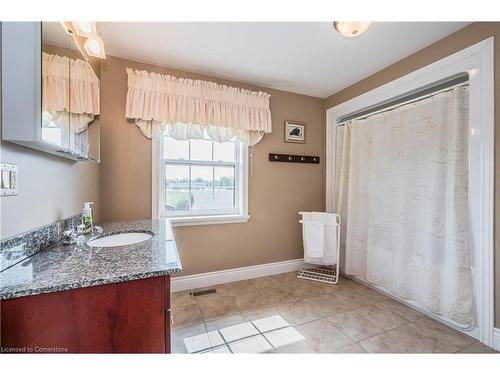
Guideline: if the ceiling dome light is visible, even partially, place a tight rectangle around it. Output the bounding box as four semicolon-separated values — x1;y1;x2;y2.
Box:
334;21;372;38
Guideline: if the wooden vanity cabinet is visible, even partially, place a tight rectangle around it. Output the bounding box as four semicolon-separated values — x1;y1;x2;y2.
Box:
0;275;171;353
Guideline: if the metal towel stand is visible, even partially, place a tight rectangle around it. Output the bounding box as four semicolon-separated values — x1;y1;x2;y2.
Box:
298;212;340;285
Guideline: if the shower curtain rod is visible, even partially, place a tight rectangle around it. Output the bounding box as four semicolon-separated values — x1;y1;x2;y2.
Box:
336;81;469;127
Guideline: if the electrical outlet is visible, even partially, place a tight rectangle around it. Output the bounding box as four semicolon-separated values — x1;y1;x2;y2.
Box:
1;163;18;196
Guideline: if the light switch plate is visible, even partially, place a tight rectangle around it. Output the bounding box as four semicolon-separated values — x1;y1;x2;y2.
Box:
1;163;18;196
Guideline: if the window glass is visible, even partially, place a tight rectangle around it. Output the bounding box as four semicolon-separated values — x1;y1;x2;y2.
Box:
164;137;189;160
190;165;214;210
214;166;235;209
165;165;190;211
161;133;243;217
190;139;213;161
213;141;236;162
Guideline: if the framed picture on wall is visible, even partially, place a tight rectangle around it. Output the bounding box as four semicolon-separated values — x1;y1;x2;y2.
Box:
284;120;306;143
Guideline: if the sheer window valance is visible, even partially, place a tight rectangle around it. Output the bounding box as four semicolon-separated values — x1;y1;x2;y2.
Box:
125;68;272;146
42;52;100;133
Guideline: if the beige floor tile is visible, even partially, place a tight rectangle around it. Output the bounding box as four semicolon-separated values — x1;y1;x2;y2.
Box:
354;285;388;302
268;340;316;353
172;303;204;328
229;335;273;353
266;288;301;305
171;323;207;353
241;306;279;321
250;276;284;293
171;276;480;355
329;288;376;310
264;326;306;349
275;299;323;325
359;331;401;353
271;272;299;283
234;290;274;312
412;317;476;349
171;291;197;308
374;300;425;322
292;279;331;298
317;284;343;295
459;341;498;353
204;314;246;331
333;343;367;353
223;280;259;296
302;293;350;318
359;324;462;353
294;319;353;353
219;322;259;342
394;323;468;352
197;294;239;321
327;310;384;341
356;304;409;330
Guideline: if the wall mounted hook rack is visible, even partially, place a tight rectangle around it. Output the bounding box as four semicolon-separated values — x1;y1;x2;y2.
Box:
269;153;320;164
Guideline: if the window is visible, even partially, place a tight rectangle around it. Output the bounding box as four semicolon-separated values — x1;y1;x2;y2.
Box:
153;133;249;226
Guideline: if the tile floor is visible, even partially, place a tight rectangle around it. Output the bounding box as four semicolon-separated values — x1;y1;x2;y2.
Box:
171;272;497;354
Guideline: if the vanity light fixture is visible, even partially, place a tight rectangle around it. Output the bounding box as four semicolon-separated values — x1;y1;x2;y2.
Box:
84;36;106;59
334;21;372;38
59;22;107;60
72;22;98;38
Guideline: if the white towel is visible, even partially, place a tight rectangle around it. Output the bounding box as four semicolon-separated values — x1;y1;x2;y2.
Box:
302;221;325;258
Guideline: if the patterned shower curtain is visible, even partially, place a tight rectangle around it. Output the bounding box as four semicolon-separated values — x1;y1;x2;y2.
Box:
337;85;474;328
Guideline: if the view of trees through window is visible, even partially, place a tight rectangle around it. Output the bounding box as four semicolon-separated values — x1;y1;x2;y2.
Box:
162;135;238;213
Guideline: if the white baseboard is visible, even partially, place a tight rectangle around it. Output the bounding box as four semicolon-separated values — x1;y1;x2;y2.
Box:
494;328;500;351
171;258;305;292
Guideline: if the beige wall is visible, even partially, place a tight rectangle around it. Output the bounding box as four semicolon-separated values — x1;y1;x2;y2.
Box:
99;56;325;276
324;22;499;326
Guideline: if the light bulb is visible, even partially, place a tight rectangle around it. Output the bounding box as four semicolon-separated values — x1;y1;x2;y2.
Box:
72;21;98;38
334;22;372;38
84;37;106;59
87;38;100;54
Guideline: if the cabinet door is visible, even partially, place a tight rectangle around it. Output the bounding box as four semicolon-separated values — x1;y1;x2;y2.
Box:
41;22;73;151
1;276;168;353
2;22;101;161
42;21;102;160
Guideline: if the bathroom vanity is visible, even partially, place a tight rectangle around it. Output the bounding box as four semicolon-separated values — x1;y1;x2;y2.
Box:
0;219;182;353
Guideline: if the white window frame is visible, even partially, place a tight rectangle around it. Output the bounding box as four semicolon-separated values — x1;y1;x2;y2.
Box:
152;134;249;226
326;38;494;347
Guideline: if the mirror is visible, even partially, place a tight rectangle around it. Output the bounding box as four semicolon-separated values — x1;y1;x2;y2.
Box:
41;22;101;161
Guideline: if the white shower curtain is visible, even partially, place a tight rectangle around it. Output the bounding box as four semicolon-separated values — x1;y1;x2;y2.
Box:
337;85;474;328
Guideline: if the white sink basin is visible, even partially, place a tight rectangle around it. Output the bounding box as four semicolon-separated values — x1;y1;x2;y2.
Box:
87;232;153;247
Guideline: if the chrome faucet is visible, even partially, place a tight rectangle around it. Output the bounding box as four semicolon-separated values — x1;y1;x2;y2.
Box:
62;225;103;246
62;224;86;245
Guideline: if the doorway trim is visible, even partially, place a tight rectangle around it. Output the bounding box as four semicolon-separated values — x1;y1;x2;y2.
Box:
325;37;495;347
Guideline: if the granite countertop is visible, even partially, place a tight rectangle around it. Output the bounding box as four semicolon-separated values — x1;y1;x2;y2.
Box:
0;219;182;300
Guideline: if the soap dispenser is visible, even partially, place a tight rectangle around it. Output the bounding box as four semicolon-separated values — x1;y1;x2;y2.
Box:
82;202;94;233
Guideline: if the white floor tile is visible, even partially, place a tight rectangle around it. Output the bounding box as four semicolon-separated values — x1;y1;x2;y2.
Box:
252;314;289;333
264;327;305;349
219;322;259;342
184;330;224;353
229;335;273;353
